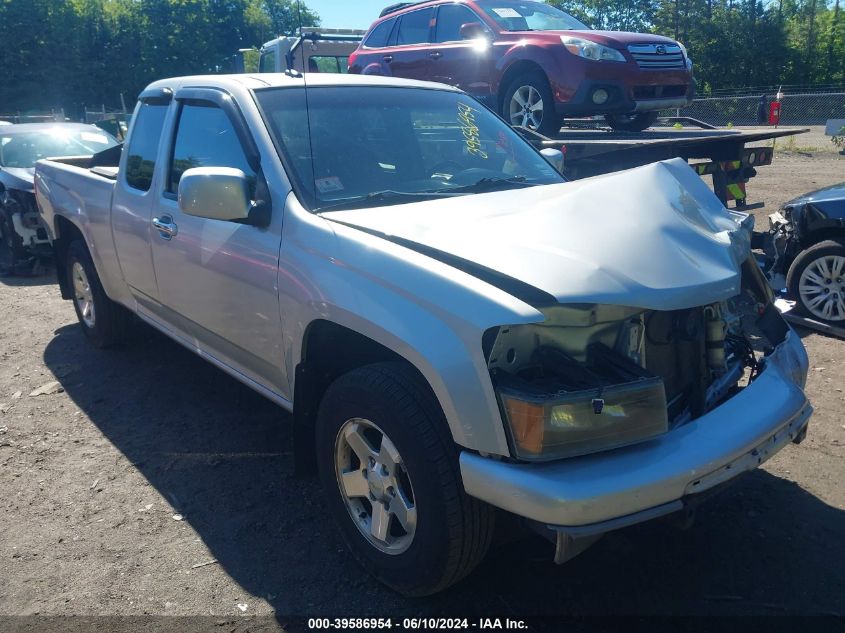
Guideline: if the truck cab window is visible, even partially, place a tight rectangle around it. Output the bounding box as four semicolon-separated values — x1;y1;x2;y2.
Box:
259;52;276;72
124;103;168;192
167;102;256;195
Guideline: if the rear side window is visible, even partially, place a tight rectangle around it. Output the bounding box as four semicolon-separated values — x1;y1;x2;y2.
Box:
167;102;256;195
435;4;485;42
364;18;396;48
125;102;168;192
396;8;434;45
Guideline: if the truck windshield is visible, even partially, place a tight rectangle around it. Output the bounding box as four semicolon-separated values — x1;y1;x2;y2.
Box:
0;127;118;168
479;2;588;31
255;86;564;212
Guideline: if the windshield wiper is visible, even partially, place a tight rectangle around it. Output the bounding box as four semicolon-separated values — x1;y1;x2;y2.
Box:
442;176;533;194
315;189;463;213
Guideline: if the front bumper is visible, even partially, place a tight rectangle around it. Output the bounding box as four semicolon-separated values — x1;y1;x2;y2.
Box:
552;75;694;117
460;331;811;529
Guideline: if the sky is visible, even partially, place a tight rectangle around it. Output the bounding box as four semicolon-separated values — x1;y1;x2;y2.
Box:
306;0;390;30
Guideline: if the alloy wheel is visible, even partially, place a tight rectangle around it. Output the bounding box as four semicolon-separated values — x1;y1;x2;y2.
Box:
509;85;544;129
798;254;845;321
334;417;417;555
72;261;96;328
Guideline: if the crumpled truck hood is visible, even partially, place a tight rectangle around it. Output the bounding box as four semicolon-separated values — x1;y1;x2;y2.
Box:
323;158;751;311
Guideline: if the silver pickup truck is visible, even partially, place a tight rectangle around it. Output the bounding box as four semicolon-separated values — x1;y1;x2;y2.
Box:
35;73;812;596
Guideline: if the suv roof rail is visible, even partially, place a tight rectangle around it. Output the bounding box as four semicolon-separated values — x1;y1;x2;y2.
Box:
379;2;427;17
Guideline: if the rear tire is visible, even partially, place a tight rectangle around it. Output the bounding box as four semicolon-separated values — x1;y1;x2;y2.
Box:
66;240;132;347
501;71;562;137
316;362;494;596
786;240;845;326
604;111;659;132
0;206;27;275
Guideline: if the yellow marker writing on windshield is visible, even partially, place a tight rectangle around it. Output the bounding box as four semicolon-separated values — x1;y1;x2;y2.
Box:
458;103;488;159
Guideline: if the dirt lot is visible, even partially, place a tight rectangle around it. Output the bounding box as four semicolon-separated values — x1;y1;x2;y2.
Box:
1;149;843;625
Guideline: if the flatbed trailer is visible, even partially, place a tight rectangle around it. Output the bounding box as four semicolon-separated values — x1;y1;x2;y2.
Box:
521;121;809;206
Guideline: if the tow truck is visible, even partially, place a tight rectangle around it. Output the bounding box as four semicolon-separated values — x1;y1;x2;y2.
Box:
520;117;808;207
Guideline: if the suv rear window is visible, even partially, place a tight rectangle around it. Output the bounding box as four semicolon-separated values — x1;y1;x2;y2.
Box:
364;17;396;48
396;8;434;45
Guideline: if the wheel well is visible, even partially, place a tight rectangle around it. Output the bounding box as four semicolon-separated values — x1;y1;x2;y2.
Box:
788;228;845;272
53;216;84;300
498;60;547;112
292;320;428;476
800;227;845;250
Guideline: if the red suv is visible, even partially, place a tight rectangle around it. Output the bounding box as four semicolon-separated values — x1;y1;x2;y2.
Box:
349;0;695;134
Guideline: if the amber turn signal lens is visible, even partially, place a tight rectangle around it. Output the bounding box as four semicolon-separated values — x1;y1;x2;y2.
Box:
501;396;545;455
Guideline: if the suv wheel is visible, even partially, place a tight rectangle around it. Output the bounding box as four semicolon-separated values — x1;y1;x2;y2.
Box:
316;362;494;596
502;71;561;136
604;112;659;132
787;240;845;325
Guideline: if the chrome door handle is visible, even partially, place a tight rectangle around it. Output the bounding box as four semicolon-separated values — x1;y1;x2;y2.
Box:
152;216;178;240
429;51;442;59
382;55;393;63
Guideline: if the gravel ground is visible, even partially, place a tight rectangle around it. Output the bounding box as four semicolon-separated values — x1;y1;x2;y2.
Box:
0;150;843;626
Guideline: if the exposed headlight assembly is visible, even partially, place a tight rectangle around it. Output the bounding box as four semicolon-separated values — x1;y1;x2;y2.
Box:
500;380;668;461
486;304;671;461
560;36;626;62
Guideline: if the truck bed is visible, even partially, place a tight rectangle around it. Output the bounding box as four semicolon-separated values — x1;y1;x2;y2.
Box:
35;158;123;298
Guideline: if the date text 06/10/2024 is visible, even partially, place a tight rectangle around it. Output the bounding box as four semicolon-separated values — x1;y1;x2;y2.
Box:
307;618;529;630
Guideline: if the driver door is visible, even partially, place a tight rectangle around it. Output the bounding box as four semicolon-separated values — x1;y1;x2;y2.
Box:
149;88;286;394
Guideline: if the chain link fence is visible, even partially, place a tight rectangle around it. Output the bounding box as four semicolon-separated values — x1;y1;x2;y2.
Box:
664;90;845;126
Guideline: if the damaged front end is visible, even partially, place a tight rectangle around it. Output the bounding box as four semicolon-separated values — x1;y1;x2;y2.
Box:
0;185;51;275
486;257;802;462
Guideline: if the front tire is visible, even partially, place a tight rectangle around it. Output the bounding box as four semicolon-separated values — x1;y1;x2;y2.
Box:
316;362;494;596
66;240;132;347
786;240;845;325
604;111;659;132
501;71;562;137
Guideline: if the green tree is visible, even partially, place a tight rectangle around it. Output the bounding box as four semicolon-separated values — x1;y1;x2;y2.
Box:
0;0;321;114
262;0;321;37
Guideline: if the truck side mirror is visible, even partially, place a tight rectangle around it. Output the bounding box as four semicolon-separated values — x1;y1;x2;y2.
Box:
178;167;253;223
540;148;564;173
459;22;487;40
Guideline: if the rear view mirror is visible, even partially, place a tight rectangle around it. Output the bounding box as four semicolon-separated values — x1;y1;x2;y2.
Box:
459;22;487;40
540;148;564;173
178;167;252;222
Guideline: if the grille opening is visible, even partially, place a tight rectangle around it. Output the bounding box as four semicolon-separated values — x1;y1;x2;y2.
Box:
628;43;686;70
